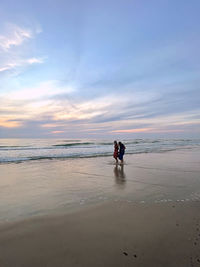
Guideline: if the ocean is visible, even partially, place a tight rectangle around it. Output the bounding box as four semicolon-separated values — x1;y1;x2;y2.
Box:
0;138;200;164
0;138;200;221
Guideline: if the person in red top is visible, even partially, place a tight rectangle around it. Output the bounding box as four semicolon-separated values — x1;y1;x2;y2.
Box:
113;140;119;163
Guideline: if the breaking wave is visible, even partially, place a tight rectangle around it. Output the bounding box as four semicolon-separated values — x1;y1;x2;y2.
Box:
0;138;200;164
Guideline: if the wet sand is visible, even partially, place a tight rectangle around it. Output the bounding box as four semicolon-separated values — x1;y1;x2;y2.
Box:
0;148;200;266
1;201;200;267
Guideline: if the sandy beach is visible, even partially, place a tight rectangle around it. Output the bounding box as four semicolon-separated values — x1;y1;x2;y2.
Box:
1;201;200;267
0;148;200;266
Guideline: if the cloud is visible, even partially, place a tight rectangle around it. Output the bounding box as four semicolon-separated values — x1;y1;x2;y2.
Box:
26;58;44;64
0;24;33;50
5;80;75;101
0;118;22;128
0;57;44;73
111;128;153;133
1;78;200;138
0;80;77;128
0;65;13;72
0;23;44;76
51;130;65;134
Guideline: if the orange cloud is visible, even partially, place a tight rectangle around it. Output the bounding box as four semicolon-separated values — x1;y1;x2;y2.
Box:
111;128;185;134
51;131;65;134
0;118;22;128
149;129;185;133
111;128;153;133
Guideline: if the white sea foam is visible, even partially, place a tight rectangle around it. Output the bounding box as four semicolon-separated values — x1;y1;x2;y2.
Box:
0;138;200;164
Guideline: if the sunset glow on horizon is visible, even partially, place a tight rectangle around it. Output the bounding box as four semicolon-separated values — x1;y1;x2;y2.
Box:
0;0;200;138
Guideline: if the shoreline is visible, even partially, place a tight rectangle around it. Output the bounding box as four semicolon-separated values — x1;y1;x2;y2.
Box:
1;145;200;165
0;148;200;222
0;148;200;266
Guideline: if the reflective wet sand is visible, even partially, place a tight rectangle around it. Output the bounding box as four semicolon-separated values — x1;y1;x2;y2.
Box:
0;148;200;221
0;148;200;266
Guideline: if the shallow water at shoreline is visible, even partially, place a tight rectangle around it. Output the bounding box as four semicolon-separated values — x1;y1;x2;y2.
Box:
0;148;200;222
0;138;200;163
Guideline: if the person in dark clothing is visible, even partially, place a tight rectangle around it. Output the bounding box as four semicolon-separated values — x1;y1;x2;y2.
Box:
118;142;126;164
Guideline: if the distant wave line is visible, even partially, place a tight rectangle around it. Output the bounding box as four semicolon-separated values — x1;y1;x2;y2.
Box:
0;139;199;151
0;147;194;164
53;142;95;147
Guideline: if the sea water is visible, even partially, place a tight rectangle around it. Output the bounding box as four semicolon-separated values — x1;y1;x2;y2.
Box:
0;138;200;163
0;139;200;222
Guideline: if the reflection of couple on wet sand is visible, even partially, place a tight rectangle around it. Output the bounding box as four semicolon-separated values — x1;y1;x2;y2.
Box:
114;164;126;186
113;141;126;164
114;163;126;179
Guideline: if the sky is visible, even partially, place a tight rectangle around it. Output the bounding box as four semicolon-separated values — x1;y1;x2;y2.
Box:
0;0;200;139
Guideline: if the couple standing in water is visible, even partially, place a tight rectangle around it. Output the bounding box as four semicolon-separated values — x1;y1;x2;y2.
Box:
113;141;126;164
